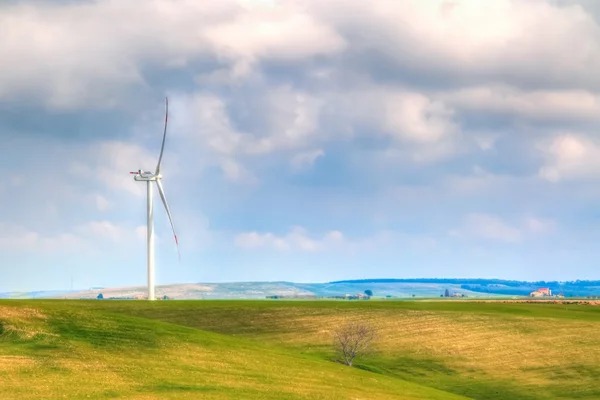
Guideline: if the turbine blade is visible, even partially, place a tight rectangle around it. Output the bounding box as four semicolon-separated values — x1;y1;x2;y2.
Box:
155;97;169;175
155;179;180;261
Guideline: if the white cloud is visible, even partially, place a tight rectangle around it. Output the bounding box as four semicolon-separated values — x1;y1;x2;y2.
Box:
290;149;324;171
76;220;159;246
181;86;323;157
453;213;555;242
93;195;113;212
235;226;344;252
6;0;595;182
218;157;256;183
538;134;600;182
473;133;500;151
174;86;325;179
383;92;457;143
153;84;465;183
316;87;462;163
3;0;600;123
304;0;600;89
204;3;346;67
0;224;88;253
77;221;129;243
234;226;437;254
0;218;161;256
70;141;157;196
444;85;600;122
0;0;345;109
323;87;457;142
135;226;147;242
525;217;556;234
264;86;323;151
464;213;522;242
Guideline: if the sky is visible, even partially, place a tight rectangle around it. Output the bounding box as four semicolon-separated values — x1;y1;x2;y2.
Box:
2;0;600;291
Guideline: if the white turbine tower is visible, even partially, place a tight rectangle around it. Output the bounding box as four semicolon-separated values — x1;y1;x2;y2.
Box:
130;97;179;301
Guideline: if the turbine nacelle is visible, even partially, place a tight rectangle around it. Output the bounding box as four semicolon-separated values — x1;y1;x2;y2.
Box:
131;170;162;181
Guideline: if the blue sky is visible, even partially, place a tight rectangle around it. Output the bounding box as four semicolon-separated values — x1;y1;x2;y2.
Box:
2;0;600;291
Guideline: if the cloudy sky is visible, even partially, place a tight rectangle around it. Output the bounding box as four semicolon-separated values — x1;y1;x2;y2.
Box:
2;0;600;291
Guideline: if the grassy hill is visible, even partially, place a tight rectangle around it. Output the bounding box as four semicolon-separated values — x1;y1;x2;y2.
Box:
0;300;465;399
2;300;599;399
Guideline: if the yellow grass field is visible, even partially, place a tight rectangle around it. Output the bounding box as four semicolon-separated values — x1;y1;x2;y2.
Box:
1;299;599;399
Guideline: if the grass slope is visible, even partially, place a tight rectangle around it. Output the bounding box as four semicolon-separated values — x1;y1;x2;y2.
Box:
87;300;600;400
0;300;464;400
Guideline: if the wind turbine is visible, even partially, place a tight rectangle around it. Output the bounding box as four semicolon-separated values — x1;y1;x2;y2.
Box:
130;97;179;301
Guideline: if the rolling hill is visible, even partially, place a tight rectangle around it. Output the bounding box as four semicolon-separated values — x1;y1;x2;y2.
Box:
2;299;599;399
0;300;466;399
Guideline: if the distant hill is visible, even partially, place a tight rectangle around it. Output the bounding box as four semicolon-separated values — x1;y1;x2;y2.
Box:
330;279;600;297
0;290;71;299
2;278;599;300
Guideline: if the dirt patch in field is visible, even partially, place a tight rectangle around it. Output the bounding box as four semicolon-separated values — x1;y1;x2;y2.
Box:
478;299;600;305
0;306;56;339
0;356;35;370
422;299;600;305
0;306;47;320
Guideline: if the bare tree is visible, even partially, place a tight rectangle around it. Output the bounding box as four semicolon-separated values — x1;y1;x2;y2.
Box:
333;321;376;366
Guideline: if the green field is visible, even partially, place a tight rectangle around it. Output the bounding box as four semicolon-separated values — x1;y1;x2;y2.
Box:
1;300;599;399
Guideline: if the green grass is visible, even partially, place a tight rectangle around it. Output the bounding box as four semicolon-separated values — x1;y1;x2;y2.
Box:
2;300;600;399
0;300;465;399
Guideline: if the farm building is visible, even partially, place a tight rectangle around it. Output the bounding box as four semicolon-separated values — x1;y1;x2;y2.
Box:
530;287;552;297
